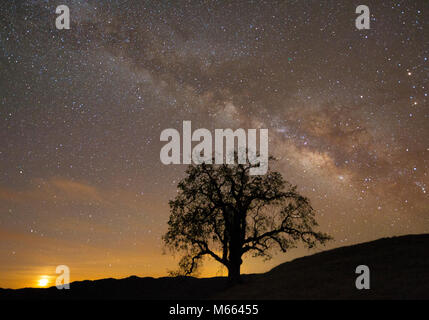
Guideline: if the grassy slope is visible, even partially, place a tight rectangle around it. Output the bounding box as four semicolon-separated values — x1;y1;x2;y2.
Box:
216;233;429;299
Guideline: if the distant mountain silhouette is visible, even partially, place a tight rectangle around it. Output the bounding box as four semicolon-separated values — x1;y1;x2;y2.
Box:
1;234;428;300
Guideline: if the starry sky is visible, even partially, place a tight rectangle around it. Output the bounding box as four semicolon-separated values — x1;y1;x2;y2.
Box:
0;0;428;289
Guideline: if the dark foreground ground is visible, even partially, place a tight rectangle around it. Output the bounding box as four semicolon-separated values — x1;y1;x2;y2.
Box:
1;234;428;300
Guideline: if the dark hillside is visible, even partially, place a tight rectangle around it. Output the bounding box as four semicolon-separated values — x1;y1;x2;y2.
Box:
1;234;428;300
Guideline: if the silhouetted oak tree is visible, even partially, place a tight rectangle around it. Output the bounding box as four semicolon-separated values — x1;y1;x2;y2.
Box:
163;158;331;284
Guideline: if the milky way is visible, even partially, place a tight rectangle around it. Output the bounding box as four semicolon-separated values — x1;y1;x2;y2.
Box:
0;1;428;288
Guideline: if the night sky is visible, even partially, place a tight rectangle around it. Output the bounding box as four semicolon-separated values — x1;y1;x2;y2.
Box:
0;0;428;289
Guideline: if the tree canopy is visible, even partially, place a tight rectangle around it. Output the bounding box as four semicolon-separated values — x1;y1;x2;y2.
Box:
163;157;332;283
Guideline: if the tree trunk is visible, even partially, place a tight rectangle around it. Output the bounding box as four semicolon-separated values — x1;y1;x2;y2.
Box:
226;207;243;285
227;260;242;285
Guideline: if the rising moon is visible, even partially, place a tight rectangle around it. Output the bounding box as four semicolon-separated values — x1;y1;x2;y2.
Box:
38;277;49;287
